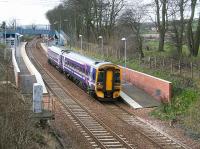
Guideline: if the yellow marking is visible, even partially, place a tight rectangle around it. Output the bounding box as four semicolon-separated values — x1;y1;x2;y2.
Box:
106;70;113;91
96;91;104;98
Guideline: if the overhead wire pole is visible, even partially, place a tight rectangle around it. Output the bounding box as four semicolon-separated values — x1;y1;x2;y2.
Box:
14;19;17;50
4;22;7;60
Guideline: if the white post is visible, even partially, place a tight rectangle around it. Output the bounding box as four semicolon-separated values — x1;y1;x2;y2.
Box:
33;83;43;113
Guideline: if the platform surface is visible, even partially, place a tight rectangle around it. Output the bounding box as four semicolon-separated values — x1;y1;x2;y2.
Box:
121;83;160;109
16;44;30;75
20;42;48;94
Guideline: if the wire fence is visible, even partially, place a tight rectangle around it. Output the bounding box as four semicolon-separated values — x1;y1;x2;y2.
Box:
137;56;200;79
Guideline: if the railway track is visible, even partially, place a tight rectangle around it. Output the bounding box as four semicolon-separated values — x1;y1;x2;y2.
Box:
103;102;190;149
26;39;190;149
26;39;135;149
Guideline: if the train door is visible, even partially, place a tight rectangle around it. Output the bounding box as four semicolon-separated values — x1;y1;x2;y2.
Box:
106;70;113;91
89;67;94;88
61;55;64;69
84;64;88;83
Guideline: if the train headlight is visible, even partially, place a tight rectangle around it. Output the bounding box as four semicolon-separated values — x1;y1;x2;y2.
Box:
97;83;103;90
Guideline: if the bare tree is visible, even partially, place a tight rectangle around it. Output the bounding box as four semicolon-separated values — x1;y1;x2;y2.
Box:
185;0;199;56
47;0;124;43
119;1;147;58
154;0;168;52
168;0;187;56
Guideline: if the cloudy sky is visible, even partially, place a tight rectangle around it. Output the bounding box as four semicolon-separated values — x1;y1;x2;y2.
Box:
0;0;62;25
0;0;153;25
0;0;199;26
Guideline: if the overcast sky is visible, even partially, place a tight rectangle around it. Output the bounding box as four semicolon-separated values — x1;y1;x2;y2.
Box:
0;0;61;25
0;0;199;26
0;0;153;25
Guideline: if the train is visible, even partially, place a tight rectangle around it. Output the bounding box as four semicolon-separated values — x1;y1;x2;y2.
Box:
47;46;121;100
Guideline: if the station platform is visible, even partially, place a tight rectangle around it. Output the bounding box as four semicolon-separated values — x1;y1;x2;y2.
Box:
15;44;36;93
16;44;31;75
121;83;160;109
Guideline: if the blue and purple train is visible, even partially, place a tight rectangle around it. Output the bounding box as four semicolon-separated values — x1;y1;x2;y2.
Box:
47;46;121;100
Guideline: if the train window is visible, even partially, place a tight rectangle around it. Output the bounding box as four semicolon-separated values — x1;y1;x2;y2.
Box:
98;71;104;83
114;72;120;83
92;70;96;81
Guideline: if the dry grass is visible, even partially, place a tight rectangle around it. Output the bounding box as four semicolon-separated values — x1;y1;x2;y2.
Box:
0;48;57;149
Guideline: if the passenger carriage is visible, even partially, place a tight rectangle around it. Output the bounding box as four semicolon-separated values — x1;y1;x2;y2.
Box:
47;46;121;100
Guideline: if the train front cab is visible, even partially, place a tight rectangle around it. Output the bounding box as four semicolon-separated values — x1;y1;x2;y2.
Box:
95;65;121;100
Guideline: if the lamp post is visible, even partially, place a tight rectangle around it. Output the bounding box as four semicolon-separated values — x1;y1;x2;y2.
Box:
79;34;82;54
98;36;103;56
121;37;127;83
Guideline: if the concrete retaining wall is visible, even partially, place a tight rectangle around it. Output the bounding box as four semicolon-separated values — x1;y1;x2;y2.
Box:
122;67;172;103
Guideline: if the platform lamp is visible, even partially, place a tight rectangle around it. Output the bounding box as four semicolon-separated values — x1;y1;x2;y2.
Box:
121;37;127;83
79;34;83;54
98;36;103;57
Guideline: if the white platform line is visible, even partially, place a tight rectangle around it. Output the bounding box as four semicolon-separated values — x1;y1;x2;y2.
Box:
120;91;142;109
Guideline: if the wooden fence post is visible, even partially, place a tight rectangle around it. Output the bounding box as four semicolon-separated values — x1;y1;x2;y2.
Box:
179;60;181;75
162;58;165;67
170;59;173;74
139;55;141;66
199;67;200;79
149;57;151;68
191;62;193;78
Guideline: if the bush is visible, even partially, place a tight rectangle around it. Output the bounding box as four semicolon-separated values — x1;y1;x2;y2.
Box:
151;88;199;120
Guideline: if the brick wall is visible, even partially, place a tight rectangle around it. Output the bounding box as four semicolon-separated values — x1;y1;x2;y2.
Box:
122;67;172;103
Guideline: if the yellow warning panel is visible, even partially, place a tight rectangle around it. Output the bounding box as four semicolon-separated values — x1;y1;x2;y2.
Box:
106;70;113;91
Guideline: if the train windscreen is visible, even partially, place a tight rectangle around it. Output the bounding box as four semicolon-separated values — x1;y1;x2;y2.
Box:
98;71;104;83
114;71;120;83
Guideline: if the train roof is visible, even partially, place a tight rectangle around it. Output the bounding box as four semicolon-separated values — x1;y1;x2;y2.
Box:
63;51;106;67
49;46;116;68
48;46;63;55
63;51;117;68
